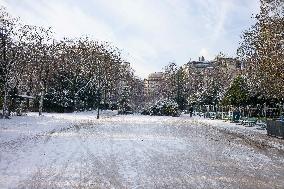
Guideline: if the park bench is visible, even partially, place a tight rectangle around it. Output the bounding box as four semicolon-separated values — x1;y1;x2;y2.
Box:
223;115;232;122
242;117;257;127
235;117;247;125
255;121;267;130
209;112;216;119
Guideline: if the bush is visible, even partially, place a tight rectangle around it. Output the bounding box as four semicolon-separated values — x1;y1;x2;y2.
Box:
143;99;181;117
141;109;150;115
118;104;132;115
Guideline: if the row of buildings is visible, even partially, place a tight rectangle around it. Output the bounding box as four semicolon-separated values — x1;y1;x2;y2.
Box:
143;56;244;103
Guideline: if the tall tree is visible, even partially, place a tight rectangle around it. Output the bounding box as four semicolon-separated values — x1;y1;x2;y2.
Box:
238;0;284;100
24;25;54;116
0;7;22;118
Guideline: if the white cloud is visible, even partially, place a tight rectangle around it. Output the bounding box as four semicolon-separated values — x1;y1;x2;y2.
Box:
199;48;211;59
0;0;7;7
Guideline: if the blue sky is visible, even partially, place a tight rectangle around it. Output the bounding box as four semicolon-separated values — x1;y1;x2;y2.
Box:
0;0;259;78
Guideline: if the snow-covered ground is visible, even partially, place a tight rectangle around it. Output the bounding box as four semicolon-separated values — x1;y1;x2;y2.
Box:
0;113;284;188
0;110;117;143
191;116;284;151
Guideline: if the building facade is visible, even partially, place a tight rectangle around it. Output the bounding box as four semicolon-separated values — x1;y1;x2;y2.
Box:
143;72;164;103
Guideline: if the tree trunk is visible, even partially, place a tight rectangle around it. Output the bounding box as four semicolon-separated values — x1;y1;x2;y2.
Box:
39;93;44;116
73;94;78;112
2;82;9;118
1;35;9;118
26;77;33;111
97;107;100;119
39;84;45;116
264;103;267;118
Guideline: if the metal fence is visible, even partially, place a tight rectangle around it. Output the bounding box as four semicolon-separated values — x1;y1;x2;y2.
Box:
267;120;284;139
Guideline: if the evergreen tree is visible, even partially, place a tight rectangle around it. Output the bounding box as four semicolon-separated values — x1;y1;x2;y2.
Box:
175;67;188;110
162;62;178;100
118;85;131;114
222;76;249;107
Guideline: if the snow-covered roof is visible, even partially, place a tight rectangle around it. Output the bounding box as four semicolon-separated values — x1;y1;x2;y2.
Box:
188;60;213;68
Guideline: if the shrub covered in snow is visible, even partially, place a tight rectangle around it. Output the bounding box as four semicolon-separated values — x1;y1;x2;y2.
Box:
118;86;133;115
142;99;181;117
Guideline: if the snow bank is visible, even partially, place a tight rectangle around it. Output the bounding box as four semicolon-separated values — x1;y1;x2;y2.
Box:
0;110;117;144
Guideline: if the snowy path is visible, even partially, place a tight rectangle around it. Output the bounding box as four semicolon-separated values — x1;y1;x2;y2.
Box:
1;115;284;189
